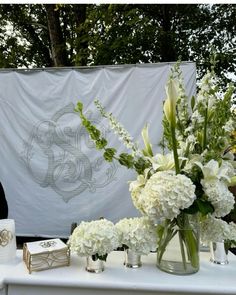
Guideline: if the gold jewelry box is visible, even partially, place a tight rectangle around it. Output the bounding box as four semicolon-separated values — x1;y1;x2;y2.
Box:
23;238;70;273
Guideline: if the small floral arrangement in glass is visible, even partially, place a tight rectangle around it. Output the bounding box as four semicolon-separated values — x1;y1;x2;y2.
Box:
68;218;119;272
115;216;157;255
75;61;236;275
116;216;157;268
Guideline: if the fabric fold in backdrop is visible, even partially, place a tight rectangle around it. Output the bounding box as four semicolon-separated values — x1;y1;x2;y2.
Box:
0;63;196;237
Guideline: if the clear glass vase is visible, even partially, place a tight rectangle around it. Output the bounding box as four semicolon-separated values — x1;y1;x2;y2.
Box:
156;213;200;275
85;256;105;273
124;249;142;268
210;241;229;265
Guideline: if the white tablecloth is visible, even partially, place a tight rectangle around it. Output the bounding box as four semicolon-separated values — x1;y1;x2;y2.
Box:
1;250;236;295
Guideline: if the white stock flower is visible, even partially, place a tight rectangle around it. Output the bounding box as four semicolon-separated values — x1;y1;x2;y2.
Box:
68;219;120;257
195;71;218;110
186;134;196;146
201;179;235;217
200;216;231;243
134;171;196;223
94;99;139;155
115;217;157;255
191;110;204;124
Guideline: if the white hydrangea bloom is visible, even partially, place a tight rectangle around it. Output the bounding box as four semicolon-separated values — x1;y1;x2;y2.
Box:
133;171;196;223
115;217;157;255
201;179;235;217
68;219;120;257
229;222;236;241
201;216;231;243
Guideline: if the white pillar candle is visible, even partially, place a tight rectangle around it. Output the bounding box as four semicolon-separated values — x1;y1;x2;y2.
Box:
0;219;16;263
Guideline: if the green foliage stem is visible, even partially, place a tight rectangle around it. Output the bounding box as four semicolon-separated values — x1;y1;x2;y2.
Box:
75;101;149;174
170;125;180;174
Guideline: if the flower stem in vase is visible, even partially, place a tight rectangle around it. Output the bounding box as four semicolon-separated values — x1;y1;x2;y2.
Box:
157;220;178;264
177;213;199;269
170;125;180;174
178;231;187;271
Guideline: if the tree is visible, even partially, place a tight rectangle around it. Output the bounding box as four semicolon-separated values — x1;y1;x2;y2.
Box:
0;4;89;67
0;4;52;67
45;4;68;67
0;4;235;87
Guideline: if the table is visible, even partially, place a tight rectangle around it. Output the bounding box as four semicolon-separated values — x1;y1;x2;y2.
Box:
0;250;236;295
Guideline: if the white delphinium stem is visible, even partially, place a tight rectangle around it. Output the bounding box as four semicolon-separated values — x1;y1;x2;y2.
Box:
94;99;141;157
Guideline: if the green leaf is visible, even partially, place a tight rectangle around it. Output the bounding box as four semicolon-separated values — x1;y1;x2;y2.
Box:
92;253;108;261
91;254;99;261
195;198;214;216
97;253;108;261
182;202;199;214
157;224;165;240
183;198;214;216
191;95;195;111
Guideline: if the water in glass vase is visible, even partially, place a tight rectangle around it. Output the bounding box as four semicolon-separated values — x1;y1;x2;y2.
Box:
156;213;200;275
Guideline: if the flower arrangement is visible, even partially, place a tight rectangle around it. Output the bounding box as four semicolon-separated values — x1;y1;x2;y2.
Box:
75;61;236;274
115;217;157;255
201;216;236;246
68;219;120;261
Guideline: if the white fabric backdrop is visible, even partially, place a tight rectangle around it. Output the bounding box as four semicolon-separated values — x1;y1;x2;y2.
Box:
0;63;196;237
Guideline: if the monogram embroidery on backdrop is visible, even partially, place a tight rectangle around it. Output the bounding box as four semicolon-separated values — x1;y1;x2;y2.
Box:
21;103;117;202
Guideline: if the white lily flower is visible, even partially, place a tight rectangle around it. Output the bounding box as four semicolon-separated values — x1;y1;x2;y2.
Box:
150;153;175;171
129;174;146;192
196;159;234;183
141;124;153;157
222;151;235;161
195;159;220;181
163;78;178;127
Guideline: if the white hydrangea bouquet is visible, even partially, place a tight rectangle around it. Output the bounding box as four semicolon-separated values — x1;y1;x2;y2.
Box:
68;219;120;261
201;216;236;246
75;62;236;274
115;217;157;255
